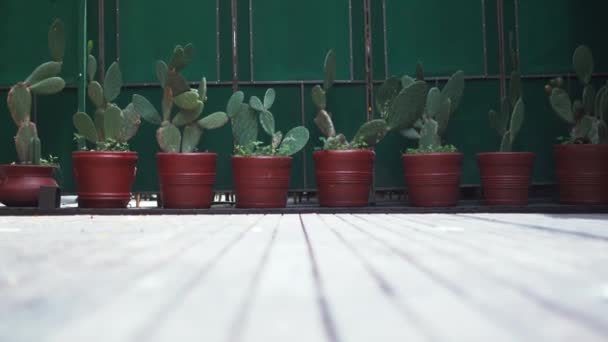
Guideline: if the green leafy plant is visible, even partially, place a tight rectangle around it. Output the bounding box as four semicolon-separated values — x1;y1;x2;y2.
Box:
133;44;230;153
545;45;608;144
489;33;525;152
376;61;465;154
72;41;141;151
406;144;458;154
229;88;310;156
7;19;66;164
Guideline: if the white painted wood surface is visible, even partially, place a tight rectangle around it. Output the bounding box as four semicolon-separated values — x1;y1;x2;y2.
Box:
0;214;607;342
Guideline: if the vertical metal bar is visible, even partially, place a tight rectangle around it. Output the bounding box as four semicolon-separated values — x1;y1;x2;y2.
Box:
216;0;221;81
514;0;521;65
348;0;354;80
481;0;488;76
115;0;120;62
300;82;307;189
231;0;239;90
382;0;388;78
78;0;88;112
363;0;374;119
98;0;106;81
496;0;506;98
249;0;254;81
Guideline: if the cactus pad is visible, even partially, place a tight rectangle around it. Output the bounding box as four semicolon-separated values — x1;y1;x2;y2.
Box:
29;77;65;95
550;88;574;123
264;88;276;109
386;80;427;130
324;50;336;91
103;62;123;102
174;90;201;111
441;70;465;110
156;123;182;153
259;110;275;135
226;91;245;117
375;77;402;118
14;122;38;163
103;105;123;141
48;19;65;62
314;109;335;138
7;83;32;124
88;81;105;108
232;104;258;146
198;111;229;130
181;123;202;153
312;85;326;110
573;45;594;85
279;126;310;156
156;60;168;88
353;119;388;147
26;61;62;85
73;112;97;143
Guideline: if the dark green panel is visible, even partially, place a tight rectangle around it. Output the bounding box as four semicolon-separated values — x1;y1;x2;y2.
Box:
251;0;351;81
0;0;80;86
118;0;218;83
305;85;368;189
518;0;608;74
385;0;485;76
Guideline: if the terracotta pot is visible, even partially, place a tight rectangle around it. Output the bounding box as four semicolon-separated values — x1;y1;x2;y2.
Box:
73;151;138;208
313;149;374;207
157;152;217;209
232;156;292;208
402;152;463;207
0;164;58;207
477;152;535;205
554;144;608;204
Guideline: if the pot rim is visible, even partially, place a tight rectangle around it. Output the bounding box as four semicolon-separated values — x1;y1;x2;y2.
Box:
477;151;535;157
553;143;608;149
402;152;463;157
157;152;218;157
231;155;293;160
313;148;375;155
73;150;137;155
0;163;57;169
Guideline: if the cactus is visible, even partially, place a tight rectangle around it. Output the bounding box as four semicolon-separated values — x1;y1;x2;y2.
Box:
375;61;465;152
72;42;141;151
545;45;608;144
6;19;66;164
134;44;229;153
231;88;310;156
488;35;526;152
312;50;420;150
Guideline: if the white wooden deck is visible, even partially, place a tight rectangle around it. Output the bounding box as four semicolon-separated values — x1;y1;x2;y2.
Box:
0;213;607;342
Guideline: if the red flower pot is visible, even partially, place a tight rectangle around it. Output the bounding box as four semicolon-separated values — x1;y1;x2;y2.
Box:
232;156;292;208
73;151;138;208
477;152;535;205
402;152;463;207
157;152;217;209
0;164;58;207
554;144;608;204
313;149;374;207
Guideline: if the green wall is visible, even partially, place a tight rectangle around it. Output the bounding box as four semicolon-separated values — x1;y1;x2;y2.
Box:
1;0;607;193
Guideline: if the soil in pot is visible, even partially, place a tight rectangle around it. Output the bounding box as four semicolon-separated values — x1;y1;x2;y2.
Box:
477;152;535;205
0;164;58;207
157;153;217;209
554;144;608;204
232;156;292;208
402;152;463;207
73;151;138;208
313;149;374;207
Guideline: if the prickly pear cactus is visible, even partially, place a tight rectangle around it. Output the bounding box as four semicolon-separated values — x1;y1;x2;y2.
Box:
489;36;526;152
545;45;607;144
6;19;66;164
134;44;229;153
72;40;142;151
232;88;309;156
378;61;465;152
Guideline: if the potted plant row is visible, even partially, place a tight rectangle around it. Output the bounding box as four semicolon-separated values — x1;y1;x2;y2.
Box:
0;19;66;207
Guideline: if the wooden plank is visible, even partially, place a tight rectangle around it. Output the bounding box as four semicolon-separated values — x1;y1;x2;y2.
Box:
227;214;326;342
300;214;437;341
312;213;518;341
459;213;608;241
346;214;608;341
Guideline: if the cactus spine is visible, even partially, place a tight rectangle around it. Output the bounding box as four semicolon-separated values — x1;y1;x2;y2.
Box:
134;44;229;153
546;45;608;144
6;19;66;164
230;88;310;156
377;61;465;151
489;32;525;152
73;41;141;151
